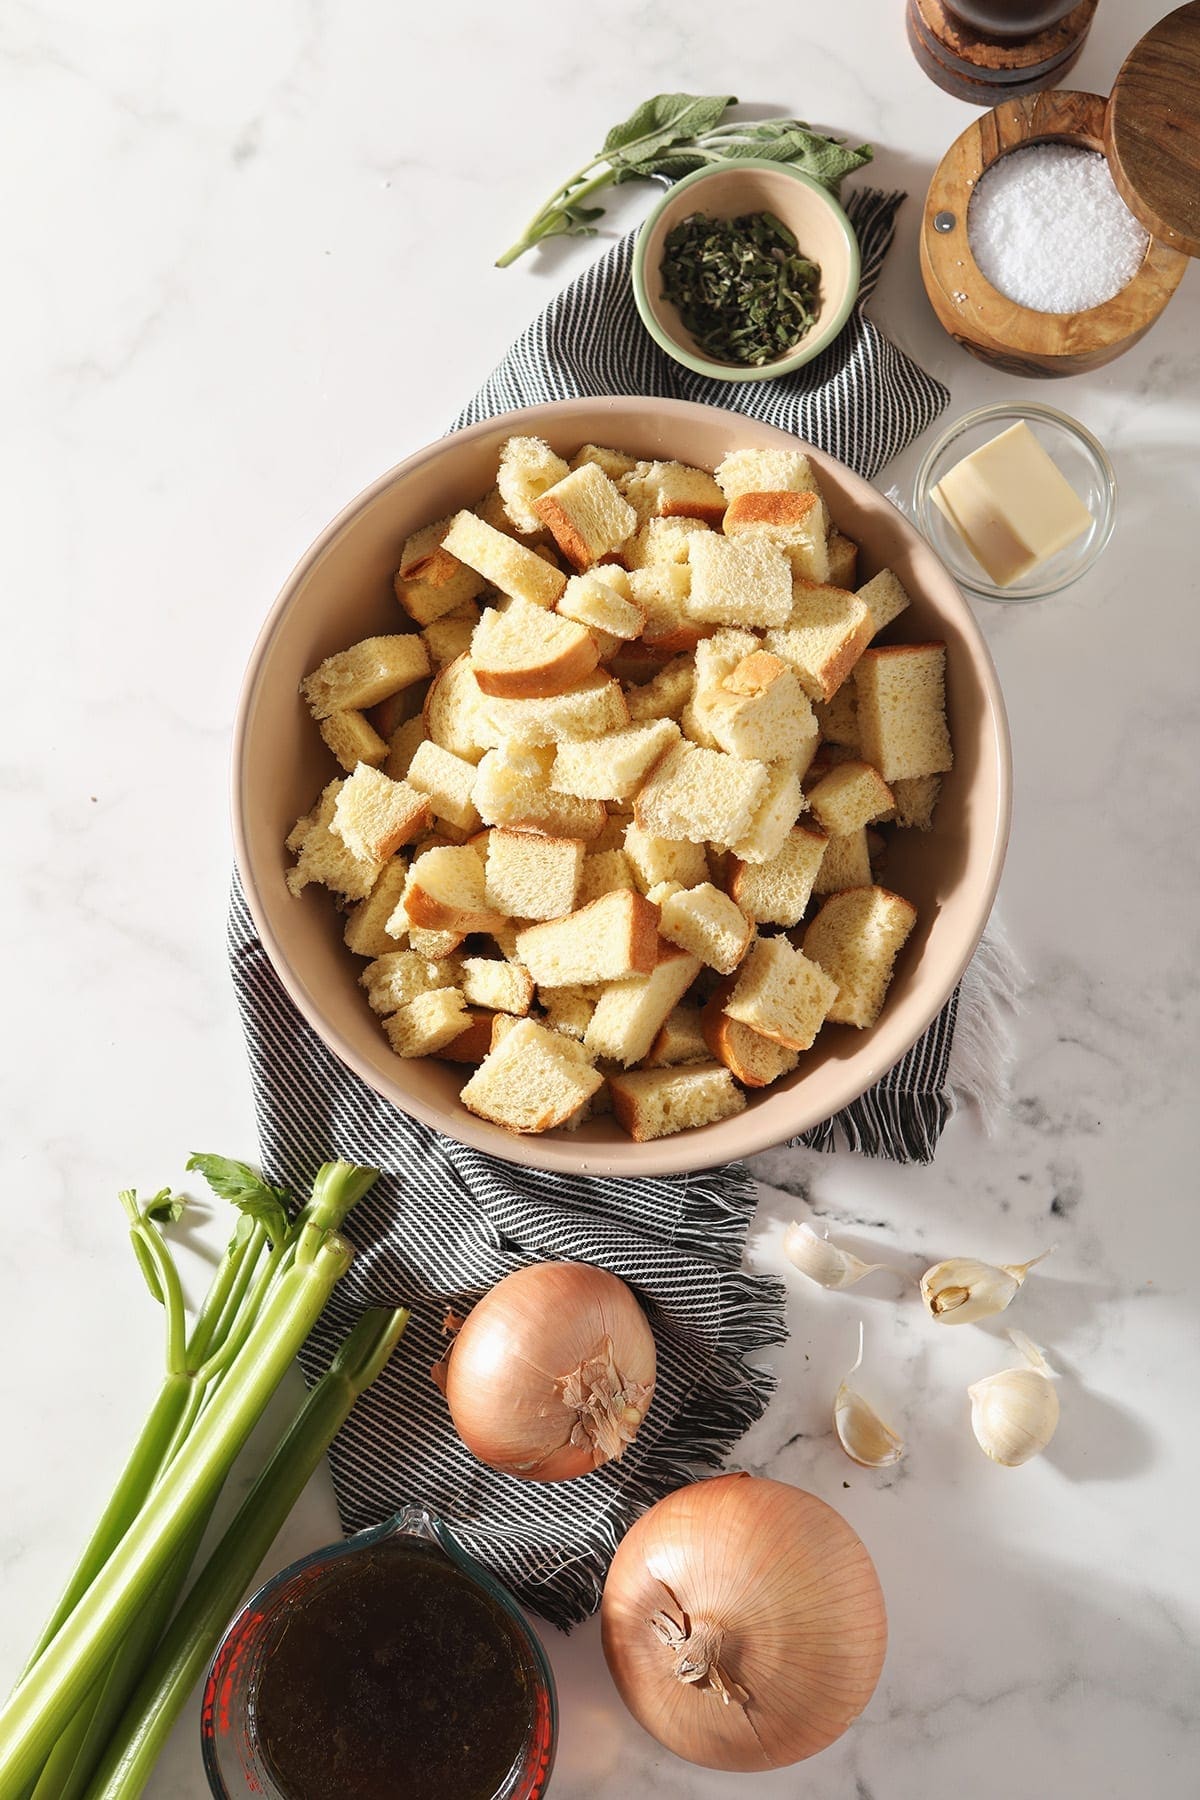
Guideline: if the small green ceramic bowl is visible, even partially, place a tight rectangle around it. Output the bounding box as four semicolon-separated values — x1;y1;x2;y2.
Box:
631;159;861;382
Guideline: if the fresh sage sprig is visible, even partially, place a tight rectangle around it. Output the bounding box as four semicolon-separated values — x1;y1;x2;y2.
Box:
495;93;872;267
660;210;822;366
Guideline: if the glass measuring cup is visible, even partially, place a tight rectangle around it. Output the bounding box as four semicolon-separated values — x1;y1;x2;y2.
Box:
202;1504;556;1799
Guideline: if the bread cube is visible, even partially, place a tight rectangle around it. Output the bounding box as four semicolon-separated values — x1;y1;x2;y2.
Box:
400;844;500;934
407;924;466;960
729;825;828;927
343;858;411;957
330;765;430;864
625;563;706;657
576;848;637;905
693;629;762;692
808;760;895;838
441;510;567;608
813;678;860;749
473;750;606;840
480;673;629;745
685;534;792;629
702;653;816;765
497;435;571;534
459;956;534;1016
556;571;646;641
471;597;599;700
609;1063;746;1142
723;937;838;1051
827;531;859;591
622;515;712;570
404;739;480;833
764;585;873;704
890;774;942;831
285;781;386;901
359;949;448;1015
515;890;661;988
857;569;911;638
722;490;831;583
460;1018;603;1134
541;985;600;1041
644;1004;709;1067
620;460;727;526
634;741;769;849
302;635;431;720
422;602;480;670
803;885;918;1027
854;644;953;783
551;718;679;803
383;989;472;1058
533;463;638;571
623;821;708;892
394;518;487;625
423;655;497;765
714;447;821;501
382;714;428;782
625;656;695;724
657;883;753;975
318;709;389;773
570;443;639;482
812;827;873;895
584;948;702;1066
485;828;584;921
700;993;801;1087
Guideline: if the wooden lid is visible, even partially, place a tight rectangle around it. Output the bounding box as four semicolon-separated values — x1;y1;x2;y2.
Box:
1106;1;1200;257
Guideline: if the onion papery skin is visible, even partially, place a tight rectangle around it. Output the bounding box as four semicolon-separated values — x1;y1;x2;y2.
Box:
444;1261;657;1482
600;1474;887;1771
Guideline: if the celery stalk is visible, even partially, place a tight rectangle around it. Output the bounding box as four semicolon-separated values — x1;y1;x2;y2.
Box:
85;1306;410;1800
0;1234;356;1794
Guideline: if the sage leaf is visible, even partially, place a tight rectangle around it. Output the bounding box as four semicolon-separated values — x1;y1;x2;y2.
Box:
602;93;735;168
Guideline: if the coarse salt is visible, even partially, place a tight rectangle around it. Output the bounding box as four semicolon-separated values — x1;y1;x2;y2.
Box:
968;145;1149;314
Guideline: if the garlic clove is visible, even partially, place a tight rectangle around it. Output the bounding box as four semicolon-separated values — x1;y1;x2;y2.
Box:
833;1324;904;1468
919;1246;1054;1325
783;1220;888;1291
968;1331;1059;1467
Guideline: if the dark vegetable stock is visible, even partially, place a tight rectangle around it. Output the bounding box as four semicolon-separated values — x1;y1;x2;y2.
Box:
254;1542;532;1800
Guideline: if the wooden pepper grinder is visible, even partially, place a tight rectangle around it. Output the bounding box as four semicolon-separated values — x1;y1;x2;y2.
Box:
907;0;1100;103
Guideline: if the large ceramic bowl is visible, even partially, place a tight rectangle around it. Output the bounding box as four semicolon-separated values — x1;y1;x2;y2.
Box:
233;397;1011;1178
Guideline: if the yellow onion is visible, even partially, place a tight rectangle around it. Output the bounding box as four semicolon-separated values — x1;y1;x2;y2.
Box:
440;1261;656;1482
600;1474;887;1771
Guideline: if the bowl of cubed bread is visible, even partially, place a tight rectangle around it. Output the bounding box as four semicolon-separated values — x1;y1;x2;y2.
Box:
234;397;1010;1177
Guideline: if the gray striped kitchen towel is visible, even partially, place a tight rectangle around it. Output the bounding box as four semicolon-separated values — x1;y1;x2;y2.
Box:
229;188;971;1627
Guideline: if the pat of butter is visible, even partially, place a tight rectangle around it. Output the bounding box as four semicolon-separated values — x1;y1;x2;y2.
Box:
930;421;1093;586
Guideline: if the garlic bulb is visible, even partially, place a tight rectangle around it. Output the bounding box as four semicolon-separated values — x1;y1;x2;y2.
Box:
920;1247;1054;1325
783;1221;887;1291
968;1330;1059;1467
833;1325;904;1468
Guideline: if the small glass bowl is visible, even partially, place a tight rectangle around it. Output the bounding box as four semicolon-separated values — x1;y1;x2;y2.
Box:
913;402;1117;602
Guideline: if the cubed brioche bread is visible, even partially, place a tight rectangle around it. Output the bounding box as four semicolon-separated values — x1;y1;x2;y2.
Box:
533;462;638;570
826;531;859;591
623;822;709;893
700;987;802;1087
857;568;911;637
620;459;727;526
644;1004;709;1067
890;774;942;831
802;885;918;1027
700;653;815;767
460;1018;603;1133
423;655;496;765
812;826;873;895
764;585;872;705
459;956;534;1016
383;988;472;1058
576;848;637;905
383;715;430;782
634;741;769;848
657;883;753;974
394;542;486;628
625;656;694;723
714;446;821;501
286;781;387;901
318;708;389;773
570;443;639;482
331;765;431;863
693;628;762;693
442;510;567;608
439;1010;497;1064
584;948;702;1065
473;750;607;840
405;739;480;832
422;604;480;670
302;635;431;720
813;678;860;749
407;923;466;961
497;436;571;534
685;533;793;628
484;828;584;921
480;673;629;746
343;858;411;957
541;984;600;1042
807;760;895;838
723;936;838;1051
854;644;953;783
608;1063;747;1142
621;514;713;571
401;844;501;934
556;571;646;641
515;889;660;987
730;762;806;866
471;597;599;700
721;489;831;584
729;825;828;927
550;718;680;802
359;949;448;1015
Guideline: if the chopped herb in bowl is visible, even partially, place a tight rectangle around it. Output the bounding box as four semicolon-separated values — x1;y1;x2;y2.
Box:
660;210;822;367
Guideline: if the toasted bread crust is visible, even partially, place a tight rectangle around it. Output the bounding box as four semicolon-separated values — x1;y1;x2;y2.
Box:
473;635;600;700
439;1010;496;1063
660;496;727;526
723;490;823;531
402;882;503;934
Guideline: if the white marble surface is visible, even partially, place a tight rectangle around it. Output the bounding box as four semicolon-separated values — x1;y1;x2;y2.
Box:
2;1;1198;1795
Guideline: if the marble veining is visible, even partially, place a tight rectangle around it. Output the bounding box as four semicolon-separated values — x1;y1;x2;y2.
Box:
1;1;1197;1795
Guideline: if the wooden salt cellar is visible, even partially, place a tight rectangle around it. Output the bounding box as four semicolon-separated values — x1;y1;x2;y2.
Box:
920;4;1200;377
906;0;1098;105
